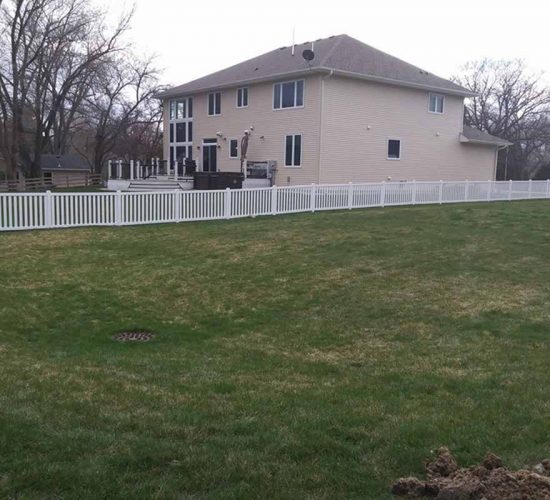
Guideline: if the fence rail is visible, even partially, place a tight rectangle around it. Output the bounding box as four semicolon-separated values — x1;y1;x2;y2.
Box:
0;173;102;192
1;180;549;232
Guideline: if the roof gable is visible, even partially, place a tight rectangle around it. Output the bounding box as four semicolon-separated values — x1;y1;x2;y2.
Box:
158;34;471;98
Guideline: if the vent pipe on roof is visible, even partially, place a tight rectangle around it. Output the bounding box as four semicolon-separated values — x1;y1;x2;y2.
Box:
291;26;295;56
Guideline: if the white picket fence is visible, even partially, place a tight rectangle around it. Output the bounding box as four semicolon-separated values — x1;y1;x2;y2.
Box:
1;180;549;232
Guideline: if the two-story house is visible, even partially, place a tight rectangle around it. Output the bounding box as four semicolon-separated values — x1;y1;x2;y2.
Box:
157;34;509;186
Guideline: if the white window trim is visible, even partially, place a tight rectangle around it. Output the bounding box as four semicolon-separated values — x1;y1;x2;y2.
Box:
208;91;222;116
386;138;402;161
273;79;305;111
428;93;445;114
236;87;248;108
229;139;239;159
284;134;302;168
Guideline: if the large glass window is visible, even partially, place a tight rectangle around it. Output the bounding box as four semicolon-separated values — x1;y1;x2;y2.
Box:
169;97;193;166
176;123;186;143
274;80;304;109
285;134;302;166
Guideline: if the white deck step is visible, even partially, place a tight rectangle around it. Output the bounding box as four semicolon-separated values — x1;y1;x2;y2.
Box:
127;179;192;191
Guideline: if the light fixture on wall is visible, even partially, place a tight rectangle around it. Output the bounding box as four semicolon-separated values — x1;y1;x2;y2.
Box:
216;131;223;137
260;135;265;141
366;125;371;130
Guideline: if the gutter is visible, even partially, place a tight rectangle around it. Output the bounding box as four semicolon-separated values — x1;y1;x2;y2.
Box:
154;69;317;99
155;67;475;100
315;67;477;97
459;135;513;147
318;70;334;184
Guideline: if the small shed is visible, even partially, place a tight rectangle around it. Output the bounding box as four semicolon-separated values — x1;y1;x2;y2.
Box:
41;154;92;185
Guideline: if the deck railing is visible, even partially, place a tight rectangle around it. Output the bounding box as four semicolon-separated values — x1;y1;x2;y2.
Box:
1;179;549;231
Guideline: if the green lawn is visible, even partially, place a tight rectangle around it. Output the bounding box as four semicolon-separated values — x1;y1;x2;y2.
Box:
0;202;548;499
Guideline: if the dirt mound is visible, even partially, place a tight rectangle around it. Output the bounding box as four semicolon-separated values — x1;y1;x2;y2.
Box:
391;447;550;499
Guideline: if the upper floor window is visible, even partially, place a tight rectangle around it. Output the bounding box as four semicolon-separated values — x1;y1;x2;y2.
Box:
208;92;221;116
274;80;304;109
428;93;444;114
169;97;193;120
285;134;302;167
237;87;248;108
387;139;401;160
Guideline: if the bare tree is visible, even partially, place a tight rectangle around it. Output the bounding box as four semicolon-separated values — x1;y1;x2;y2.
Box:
453;59;550;179
0;0;132;178
74;55;164;173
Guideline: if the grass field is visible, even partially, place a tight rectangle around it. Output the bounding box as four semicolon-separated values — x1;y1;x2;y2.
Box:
0;201;549;499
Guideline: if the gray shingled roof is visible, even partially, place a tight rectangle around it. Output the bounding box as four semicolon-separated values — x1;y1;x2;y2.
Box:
41;154;91;171
157;34;472;99
461;125;512;146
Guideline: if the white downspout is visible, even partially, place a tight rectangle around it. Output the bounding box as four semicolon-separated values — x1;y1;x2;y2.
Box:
318;69;334;184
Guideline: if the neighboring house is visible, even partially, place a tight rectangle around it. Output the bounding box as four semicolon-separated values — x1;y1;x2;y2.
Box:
157;34;510;185
41;154;91;185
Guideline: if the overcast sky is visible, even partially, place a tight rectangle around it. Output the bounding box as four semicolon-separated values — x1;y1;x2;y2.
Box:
104;0;550;87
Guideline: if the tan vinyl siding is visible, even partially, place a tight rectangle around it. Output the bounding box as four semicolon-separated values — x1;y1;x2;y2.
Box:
164;75;322;185
319;76;497;183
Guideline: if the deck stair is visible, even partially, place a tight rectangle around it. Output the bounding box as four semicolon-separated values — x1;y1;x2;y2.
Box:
127;177;192;191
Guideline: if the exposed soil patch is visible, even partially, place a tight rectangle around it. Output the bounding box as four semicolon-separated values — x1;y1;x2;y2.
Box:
391;448;550;499
112;331;155;342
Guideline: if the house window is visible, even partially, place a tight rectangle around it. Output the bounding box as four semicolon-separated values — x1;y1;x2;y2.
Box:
169;97;193;165
229;139;239;158
237;87;248;108
274;80;304;109
176;122;186;142
285;134;302;167
208;92;221;116
387;139;401;160
429;93;444;114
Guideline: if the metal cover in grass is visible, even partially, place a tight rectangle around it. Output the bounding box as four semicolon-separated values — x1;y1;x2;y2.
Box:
113;331;155;342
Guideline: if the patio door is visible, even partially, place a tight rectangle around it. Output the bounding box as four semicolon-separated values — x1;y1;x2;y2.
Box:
202;140;217;172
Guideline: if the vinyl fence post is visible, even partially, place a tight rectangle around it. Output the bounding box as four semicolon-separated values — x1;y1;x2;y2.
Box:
117;160;122;179
310;183;316;212
224;187;231;219
412;179;417;205
130;160;134;180
115;190;122;225
528;179;533;199
508;179;513;201
438;180;443;204
380;181;386;207
486;180;492;202
347;182;353;209
546;179;550;198
107;160;112;180
271;185;277;215
464;179;469;202
44;190;52;228
174;189;180;222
